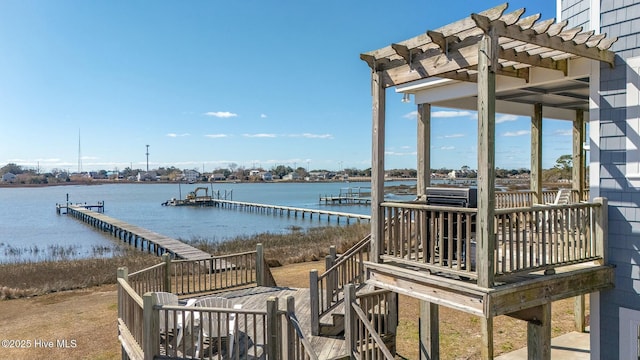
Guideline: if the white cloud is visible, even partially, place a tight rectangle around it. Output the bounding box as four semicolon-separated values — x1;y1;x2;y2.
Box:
552;129;572;136
444;133;465;138
496;114;518;123
503;130;530;137
260;114;268;118
167;133;190;137
403;111;418;119
205;134;228;138
385;150;417;156
432;110;475;118
439;146;455;150
299;133;334;139
204;111;238;118
243;133;277;138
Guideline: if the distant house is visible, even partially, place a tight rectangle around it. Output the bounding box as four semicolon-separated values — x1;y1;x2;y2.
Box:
282;172;300;181
183;170;200;183
136;172;156;182
209;173;226;181
1;173;16;183
260;171;273;181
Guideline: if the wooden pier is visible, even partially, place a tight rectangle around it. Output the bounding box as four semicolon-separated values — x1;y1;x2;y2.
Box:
319;187;371;205
62;205;211;260
210;199;371;224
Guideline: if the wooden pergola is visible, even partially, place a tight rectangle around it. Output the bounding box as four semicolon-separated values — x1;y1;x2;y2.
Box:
361;3;617;359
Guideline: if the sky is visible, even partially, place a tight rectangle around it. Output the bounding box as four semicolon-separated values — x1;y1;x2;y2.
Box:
0;0;568;174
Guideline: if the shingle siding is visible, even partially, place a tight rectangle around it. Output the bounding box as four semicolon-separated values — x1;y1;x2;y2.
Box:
582;0;640;357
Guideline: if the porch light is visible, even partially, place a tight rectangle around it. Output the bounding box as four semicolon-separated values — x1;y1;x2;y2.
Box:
401;93;411;103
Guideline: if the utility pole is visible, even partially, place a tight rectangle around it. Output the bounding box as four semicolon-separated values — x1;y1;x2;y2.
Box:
145;145;150;172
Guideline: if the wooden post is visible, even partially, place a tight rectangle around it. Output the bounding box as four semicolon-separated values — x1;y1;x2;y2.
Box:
531;103;543;205
476;31;497;288
419;301;439;360
573;109;585;196
162;253;171;293
142;293;159;360
574;294;586;332
417;103;432;200
344;284;357;358
286;296;296;360
480;316;494;360
370;70;386;263
527;303;551;360
388;291;398;356
572;107;586;333
595;197;608;264
309;269;320;336
117;267;128;321
266;296;280;360
325;255;334;304
256;243;265;286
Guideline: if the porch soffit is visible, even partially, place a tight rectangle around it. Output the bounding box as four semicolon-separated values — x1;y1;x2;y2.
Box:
360;2;617;118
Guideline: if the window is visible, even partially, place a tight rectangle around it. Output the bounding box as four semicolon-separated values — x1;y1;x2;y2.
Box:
620;307;640;359
626;56;640;187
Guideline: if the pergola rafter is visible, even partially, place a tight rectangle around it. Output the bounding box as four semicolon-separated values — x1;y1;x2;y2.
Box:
360;3;616;89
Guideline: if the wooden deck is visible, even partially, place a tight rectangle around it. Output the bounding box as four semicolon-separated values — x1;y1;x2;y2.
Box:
193;286;347;359
66;205;212;260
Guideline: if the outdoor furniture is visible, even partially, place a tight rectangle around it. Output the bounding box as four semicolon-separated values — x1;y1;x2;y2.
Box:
548;188;572;206
192;296;241;358
153;292;187;348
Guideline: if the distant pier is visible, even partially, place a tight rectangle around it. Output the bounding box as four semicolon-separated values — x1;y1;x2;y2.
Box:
61;205;211;260
319;187;371;205
210;199;371;224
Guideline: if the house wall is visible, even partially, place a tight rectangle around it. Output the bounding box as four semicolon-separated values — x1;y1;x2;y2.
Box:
561;0;640;358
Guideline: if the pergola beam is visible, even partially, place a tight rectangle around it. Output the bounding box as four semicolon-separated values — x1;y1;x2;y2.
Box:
472;14;616;65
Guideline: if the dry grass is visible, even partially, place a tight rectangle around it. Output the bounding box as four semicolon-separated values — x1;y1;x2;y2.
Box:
184;223;370;265
0;251;159;299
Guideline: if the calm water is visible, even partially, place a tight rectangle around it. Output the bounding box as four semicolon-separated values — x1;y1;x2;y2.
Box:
0;181;415;263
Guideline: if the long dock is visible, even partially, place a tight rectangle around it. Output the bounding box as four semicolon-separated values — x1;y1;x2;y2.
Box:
63;205;211;260
211;199;371;223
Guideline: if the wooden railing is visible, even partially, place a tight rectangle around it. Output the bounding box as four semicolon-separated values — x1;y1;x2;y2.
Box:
380;202;478;279
117;270;144;360
379;197;606;280
344;285;397;359
144;295;319;360
128;260;170;295
154;302;268;359
494;198;606;276
126;247;268;298
495;189;590;209
309;234;370;335
171;251;258;296
281;296;320;360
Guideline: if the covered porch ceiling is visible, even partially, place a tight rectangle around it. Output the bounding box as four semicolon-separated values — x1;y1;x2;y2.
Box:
360;3;617;121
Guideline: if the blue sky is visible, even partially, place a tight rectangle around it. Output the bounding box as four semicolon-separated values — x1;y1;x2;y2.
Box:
1;0;569;173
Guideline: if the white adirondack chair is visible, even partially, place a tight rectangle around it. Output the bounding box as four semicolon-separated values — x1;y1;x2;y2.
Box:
192;297;241;359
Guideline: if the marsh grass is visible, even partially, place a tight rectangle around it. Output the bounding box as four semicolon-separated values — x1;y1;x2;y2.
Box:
182;223;370;265
0;250;159;300
1;224;370;300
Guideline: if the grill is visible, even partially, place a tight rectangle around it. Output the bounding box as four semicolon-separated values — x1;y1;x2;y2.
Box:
425;187;477;208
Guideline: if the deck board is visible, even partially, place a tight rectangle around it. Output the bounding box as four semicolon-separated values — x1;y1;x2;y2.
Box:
187;286;348;359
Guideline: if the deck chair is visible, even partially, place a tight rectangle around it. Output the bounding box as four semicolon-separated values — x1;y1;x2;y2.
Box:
548;188;572;205
538;188;573;230
193;297;241;359
152;292;186;348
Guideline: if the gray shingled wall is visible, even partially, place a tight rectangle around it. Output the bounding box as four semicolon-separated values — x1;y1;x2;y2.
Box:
563;0;640;357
